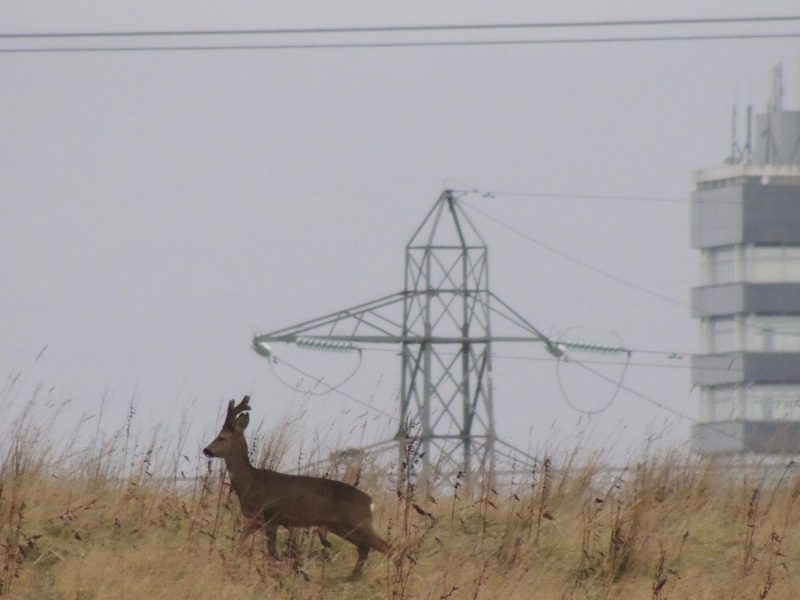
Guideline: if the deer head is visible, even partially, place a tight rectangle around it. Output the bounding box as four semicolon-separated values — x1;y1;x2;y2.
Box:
202;395;251;458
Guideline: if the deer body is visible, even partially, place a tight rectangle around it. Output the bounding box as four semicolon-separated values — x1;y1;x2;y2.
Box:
203;396;390;580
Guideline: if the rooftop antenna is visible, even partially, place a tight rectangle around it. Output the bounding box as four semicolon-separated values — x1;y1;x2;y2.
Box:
744;104;753;163
728;104;739;164
771;62;784;112
762;63;784;164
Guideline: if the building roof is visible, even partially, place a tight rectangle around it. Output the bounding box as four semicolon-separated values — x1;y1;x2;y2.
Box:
693;163;800;186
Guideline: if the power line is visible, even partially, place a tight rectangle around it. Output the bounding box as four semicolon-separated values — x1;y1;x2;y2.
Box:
3;32;800;54
297;331;743;443
468;187;795;207
568;356;749;446
357;344;744;374
460;199;693;311
3;15;799;39
472;188;690;204
556;351;632;415
462;195;800;337
497;352;731;372
446;204;787;440
265;351;397;421
267;349;364;397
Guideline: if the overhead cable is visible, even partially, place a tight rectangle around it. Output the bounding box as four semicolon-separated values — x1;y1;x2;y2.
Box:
264;351;396;421
568;356;750;446
3;32;800;54
461;200;692;311
3;15;799;39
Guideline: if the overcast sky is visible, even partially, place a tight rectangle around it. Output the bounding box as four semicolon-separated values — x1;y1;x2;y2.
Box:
2;2;800;467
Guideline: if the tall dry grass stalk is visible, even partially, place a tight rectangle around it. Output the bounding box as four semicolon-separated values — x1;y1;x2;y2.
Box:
1;393;800;598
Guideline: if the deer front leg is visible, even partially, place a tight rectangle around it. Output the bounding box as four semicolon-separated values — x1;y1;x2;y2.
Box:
236;517;261;554
316;526;332;548
264;522;280;560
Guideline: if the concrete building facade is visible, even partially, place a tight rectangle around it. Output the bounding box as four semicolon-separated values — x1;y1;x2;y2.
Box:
690;95;800;454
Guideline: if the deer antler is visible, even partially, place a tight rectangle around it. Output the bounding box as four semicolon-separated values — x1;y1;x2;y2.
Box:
224;395;251;430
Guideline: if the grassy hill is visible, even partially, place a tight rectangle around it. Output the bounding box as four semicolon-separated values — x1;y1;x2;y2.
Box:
2;412;800;599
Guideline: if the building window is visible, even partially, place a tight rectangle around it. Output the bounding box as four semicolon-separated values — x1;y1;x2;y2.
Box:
745;315;800;352
703;385;738;421
704;246;737;285
705;317;737;353
744;246;800;282
744;385;800;420
703;246;800;285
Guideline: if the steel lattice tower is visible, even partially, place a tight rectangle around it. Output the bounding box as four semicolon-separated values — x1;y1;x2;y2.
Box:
253;191;552;478
400;192;495;476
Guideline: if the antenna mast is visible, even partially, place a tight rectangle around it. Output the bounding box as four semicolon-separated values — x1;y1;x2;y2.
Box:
729;104;739;164
772;62;784;112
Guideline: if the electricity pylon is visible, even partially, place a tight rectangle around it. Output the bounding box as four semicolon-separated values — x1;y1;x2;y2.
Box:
253;190;556;479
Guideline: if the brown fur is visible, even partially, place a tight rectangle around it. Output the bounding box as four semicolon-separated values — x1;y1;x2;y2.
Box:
203;396;391;580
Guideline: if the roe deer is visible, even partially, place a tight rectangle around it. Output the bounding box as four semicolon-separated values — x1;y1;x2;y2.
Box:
202;395;391;580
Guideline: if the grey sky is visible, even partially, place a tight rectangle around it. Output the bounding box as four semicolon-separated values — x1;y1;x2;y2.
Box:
2;2;800;464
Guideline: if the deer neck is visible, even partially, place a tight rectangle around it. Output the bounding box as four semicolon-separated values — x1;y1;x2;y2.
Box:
222;437;254;494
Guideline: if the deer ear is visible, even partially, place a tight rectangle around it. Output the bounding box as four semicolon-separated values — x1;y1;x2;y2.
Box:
235;412;250;431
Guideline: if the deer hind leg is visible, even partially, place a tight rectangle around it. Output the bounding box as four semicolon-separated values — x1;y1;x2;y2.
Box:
364;526;401;568
365;526;391;556
331;524;384;581
346;543;370;581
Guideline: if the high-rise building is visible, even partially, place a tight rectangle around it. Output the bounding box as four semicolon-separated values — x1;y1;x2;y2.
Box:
691;65;800;455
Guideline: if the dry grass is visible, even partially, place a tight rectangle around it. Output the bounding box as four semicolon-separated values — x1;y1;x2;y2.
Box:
2;402;800;599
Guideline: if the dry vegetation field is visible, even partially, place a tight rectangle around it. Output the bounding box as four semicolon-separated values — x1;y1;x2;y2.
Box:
2;398;800;599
